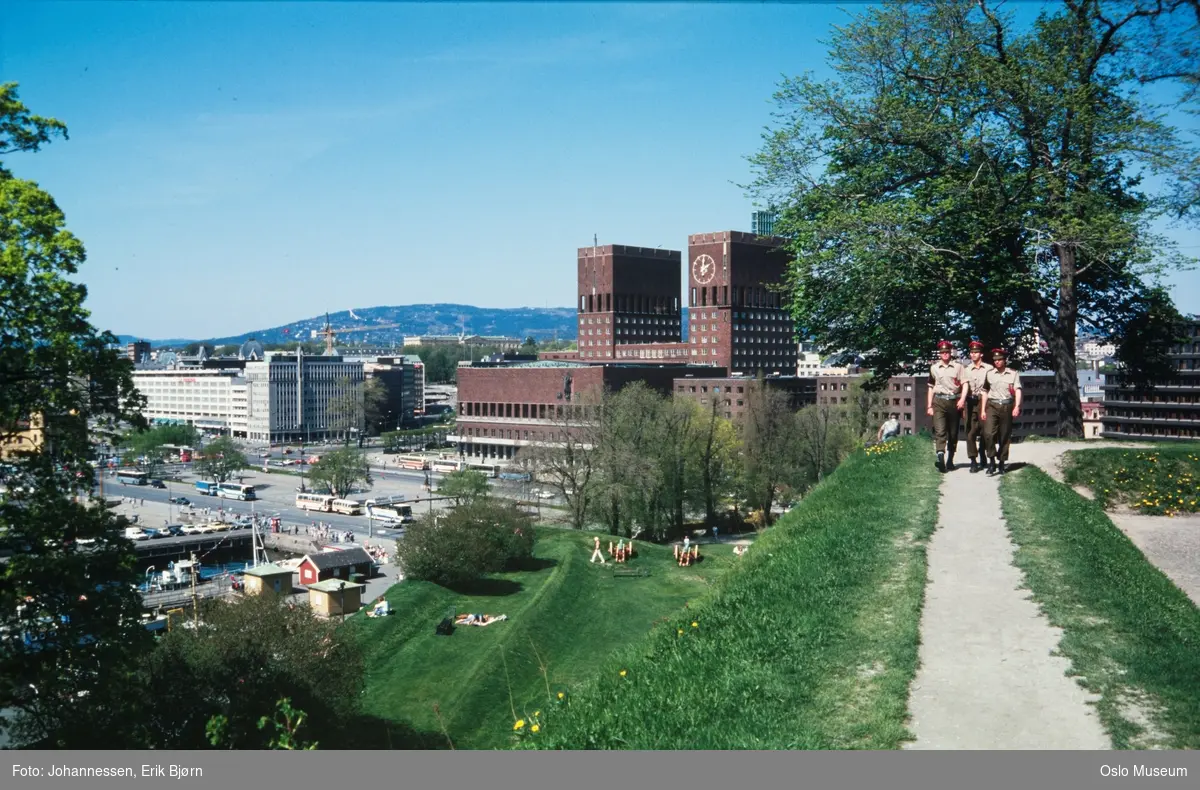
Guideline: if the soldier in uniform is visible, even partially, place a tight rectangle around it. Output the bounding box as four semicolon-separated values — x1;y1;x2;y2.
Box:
979;348;1023;475
963;340;993;473
926;340;968;472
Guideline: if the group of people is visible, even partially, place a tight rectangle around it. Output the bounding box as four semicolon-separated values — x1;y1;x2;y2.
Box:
876;339;1023;475
927;339;1023;475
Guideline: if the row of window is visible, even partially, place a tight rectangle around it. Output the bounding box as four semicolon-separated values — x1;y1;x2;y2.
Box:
460;402;593;420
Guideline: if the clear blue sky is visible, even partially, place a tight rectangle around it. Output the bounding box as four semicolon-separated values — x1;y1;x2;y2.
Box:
3;1;1197;340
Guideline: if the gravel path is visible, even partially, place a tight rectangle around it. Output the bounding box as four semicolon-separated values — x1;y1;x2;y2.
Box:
906;440;1110;749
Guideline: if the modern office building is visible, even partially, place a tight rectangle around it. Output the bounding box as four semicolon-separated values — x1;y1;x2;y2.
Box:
1101;318;1200;440
243;349;365;444
130;368;249;436
363;355;426;430
751;210;778;237
686;231;797;376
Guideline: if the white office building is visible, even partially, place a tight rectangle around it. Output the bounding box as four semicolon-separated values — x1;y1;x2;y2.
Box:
243;349;364;443
130;369;249;436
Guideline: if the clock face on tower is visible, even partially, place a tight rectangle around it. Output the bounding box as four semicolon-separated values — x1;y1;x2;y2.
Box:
692;254;716;285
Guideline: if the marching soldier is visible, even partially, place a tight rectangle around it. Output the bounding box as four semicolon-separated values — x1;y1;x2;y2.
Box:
926;340;968;472
979;348;1022;475
963;340;993;473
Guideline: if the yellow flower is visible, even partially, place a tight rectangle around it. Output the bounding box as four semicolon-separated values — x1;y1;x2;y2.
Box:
534;711;541;717
619;669;627;677
514;719;525;730
557;691;565;700
531;724;540;733
691;622;699;628
678;628;684;636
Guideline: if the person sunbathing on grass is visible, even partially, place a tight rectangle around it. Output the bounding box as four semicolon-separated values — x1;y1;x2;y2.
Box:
455;613;508;627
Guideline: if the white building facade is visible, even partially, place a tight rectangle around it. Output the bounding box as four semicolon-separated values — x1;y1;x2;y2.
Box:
243;350;365;443
131;369;248;436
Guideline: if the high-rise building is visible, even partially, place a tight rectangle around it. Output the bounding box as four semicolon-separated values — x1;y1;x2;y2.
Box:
1101;317;1200;440
127;340;152;363
243;349;364;444
751;210;778;237
576;244;683;361
686;231;797;376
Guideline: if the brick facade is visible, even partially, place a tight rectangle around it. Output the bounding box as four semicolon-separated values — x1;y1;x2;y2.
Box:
577;245;682;362
673;376;818;421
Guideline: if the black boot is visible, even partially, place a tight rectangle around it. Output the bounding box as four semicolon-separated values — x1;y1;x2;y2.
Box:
936;451;945;473
986;459;998;476
969;458;980;473
945;455;955;472
998;461;1007;476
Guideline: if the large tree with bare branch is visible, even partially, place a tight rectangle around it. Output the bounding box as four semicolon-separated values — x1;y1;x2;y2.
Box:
749;0;1198;436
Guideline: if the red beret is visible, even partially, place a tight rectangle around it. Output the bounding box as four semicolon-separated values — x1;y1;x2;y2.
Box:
968;340;984;351
991;348;1008;358
937;340;953;351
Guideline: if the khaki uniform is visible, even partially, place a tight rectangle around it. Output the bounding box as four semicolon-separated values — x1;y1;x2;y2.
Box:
928;360;965;454
981;368;1022;462
963;361;993;460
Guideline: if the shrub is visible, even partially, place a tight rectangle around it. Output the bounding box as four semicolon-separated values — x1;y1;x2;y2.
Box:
396;500;535;587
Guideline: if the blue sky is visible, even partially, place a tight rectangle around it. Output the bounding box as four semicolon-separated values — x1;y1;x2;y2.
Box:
3;1;1197;339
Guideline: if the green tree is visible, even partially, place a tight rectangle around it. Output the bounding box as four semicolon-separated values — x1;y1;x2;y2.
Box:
682;398;741;527
748;0;1199;437
395;499;535;588
512;393;599;531
0;83;152;748
519;336;539;355
193;437;247;483
362;377;390;435
436;468;490;506
131;593;364;749
121;423;200;479
591;383;663;538
737;380;801;525
307;447;371;497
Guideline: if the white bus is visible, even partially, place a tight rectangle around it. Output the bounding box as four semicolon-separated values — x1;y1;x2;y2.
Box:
466;462;499;478
331;499;363;515
365;494;407;509
218;482;257;501
430;460;462;474
295;493;334;512
369;504;414;524
116;469;148;486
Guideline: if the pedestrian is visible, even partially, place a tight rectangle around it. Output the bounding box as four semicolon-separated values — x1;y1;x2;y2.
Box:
979;348;1023;476
925;340;968;472
589;535;606;564
877;414;902;442
963;340;993;473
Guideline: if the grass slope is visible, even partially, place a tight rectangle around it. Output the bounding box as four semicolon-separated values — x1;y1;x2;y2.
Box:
352;529;730;749
529;436;940;750
1000;467;1200;749
1061;445;1200;516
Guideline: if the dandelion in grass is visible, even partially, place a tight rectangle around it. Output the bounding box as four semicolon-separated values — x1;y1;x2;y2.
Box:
557;691;565;700
691;622;699;628
619;669;627;677
531;724;540;733
678;628;684;636
514;719;525;731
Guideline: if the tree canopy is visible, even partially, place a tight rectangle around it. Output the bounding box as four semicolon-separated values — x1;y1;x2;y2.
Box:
193;437;247;484
307;447;371;497
748;0;1199;436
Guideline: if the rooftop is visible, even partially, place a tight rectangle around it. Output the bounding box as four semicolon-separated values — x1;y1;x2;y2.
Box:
307;578;366;593
243;563;292;577
302;546;374;570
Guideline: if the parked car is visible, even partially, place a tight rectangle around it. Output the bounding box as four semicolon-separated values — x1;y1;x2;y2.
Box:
164;525;185;537
169;496;190;505
123;527;149;541
142;528;167;539
150;479;166;489
180;524;205;535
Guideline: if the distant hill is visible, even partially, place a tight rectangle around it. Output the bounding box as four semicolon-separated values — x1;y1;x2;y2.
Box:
119;304;579;348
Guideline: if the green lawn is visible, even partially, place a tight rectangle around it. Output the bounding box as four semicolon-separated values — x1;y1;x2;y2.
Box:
1000;467;1200;749
1061;445;1200;515
351;528;732;749
527;436;940;750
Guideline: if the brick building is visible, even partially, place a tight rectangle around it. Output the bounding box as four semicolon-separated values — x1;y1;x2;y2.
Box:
685;231;797;375
452;361;726;462
673;376;818;421
1101;318;1200;441
576;244;683;361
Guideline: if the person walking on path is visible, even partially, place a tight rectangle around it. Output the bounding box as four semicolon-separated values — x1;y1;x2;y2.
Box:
589;535;606;564
979;348;1022;476
963;341;993;474
926;340;968;473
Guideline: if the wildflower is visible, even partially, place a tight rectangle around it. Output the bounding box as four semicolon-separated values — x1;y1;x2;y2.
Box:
691;622;699;628
535;711;541;718
514;719;525;731
619;669;627;677
678;628;684;636
531;724;540;733
557;691;565;700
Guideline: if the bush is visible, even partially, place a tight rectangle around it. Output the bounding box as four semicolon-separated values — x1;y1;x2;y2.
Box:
396;500;535;587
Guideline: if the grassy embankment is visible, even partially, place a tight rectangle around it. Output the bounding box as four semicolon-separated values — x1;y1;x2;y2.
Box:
524;436;940;749
1061;445;1200;516
1000;462;1200;749
351;528;731;749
